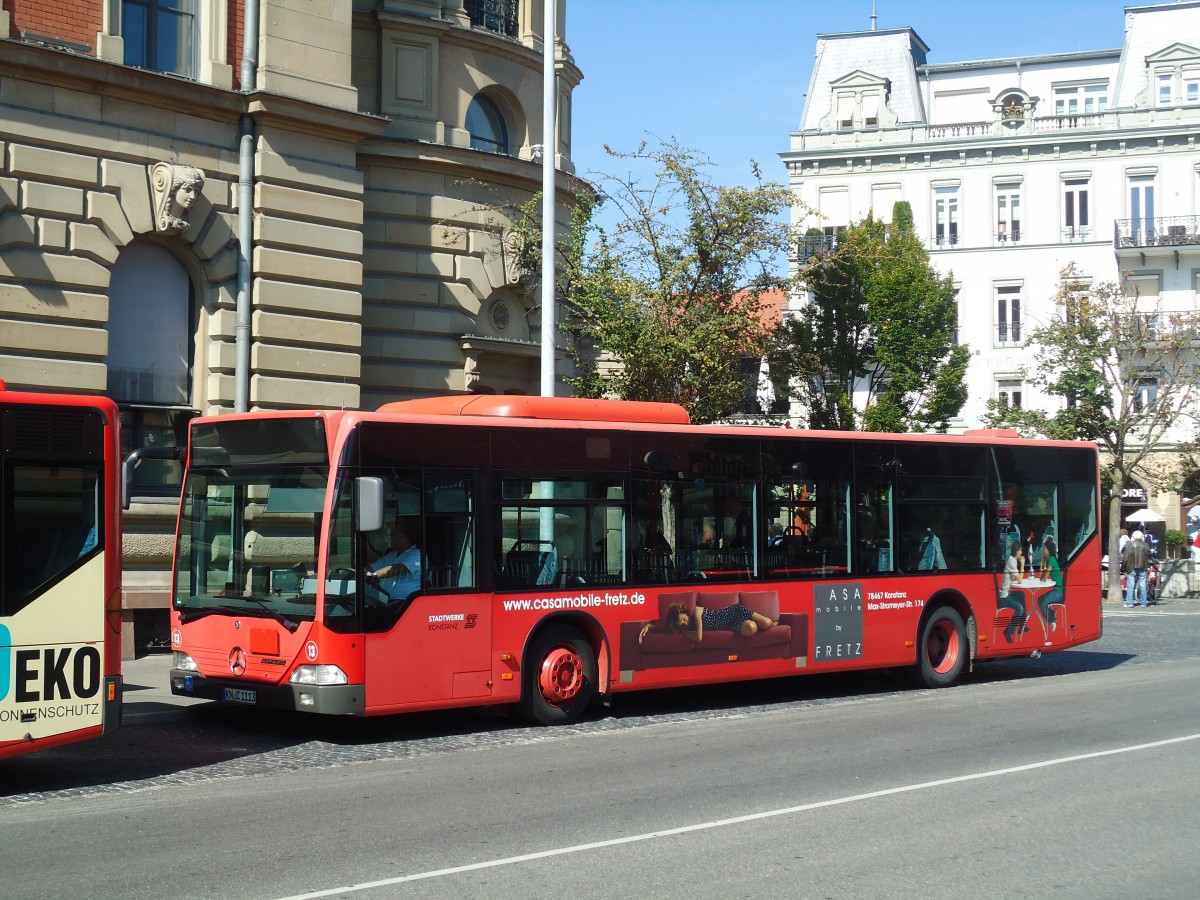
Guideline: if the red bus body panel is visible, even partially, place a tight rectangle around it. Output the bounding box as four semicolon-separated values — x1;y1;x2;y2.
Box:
169;401;1104;719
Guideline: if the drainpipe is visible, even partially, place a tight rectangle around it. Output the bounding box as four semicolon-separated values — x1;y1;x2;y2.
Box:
235;0;260;413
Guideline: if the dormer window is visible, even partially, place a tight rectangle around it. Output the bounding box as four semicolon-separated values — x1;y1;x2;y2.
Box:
1142;43;1200;107
836;94;855;130
862;94;880;128
824;70;893;132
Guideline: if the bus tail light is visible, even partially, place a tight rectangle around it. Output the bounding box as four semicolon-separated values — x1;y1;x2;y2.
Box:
289;665;349;686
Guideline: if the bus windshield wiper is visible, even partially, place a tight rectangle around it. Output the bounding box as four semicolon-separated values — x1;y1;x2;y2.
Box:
238;596;302;634
177;606;217;624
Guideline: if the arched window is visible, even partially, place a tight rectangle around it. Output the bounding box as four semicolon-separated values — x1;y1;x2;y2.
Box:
106;241;196;496
467;94;508;154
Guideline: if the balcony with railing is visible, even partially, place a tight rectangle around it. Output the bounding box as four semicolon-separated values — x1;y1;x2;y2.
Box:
464;0;519;37
788;104;1200;153
995;322;1023;347
1114;216;1200;250
797;233;840;262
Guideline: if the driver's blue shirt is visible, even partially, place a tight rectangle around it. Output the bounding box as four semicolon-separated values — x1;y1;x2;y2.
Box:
372;545;423;600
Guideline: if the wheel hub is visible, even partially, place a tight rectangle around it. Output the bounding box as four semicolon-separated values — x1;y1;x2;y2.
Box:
928;623;960;674
538;646;584;704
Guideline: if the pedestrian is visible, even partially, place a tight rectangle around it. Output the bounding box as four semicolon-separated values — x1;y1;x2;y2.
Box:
1123;529;1151;608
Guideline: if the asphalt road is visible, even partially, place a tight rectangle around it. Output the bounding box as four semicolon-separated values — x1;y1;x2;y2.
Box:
2;601;1199;899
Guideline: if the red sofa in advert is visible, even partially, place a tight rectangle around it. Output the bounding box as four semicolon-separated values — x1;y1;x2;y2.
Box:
619;589;808;672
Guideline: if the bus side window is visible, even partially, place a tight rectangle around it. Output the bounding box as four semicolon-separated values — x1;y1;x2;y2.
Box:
425;474;475;590
3;463;102;615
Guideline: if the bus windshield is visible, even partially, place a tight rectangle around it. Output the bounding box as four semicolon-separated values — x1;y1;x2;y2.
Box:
174;418;331;631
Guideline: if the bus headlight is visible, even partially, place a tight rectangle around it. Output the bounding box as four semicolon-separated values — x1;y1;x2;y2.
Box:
289;665;348;686
173;651;199;672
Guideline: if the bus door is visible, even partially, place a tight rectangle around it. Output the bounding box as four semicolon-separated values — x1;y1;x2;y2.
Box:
355;472;491;709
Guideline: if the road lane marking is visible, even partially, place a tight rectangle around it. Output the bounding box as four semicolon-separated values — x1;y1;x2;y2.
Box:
276;732;1200;899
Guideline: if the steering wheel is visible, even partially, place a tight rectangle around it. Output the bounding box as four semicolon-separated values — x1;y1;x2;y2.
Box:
322;568;360;610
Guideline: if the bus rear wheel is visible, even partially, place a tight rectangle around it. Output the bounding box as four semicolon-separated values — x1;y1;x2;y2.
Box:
913;606;967;688
517;625;596;725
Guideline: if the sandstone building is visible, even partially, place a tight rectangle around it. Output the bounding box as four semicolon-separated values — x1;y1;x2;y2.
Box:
0;0;582;654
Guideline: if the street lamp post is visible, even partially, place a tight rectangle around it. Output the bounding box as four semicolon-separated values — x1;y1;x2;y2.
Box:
540;0;556;399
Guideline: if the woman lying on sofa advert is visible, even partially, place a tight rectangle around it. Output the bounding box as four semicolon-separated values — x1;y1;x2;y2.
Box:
639;600;780;643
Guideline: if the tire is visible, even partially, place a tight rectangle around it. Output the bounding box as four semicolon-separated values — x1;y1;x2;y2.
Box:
516;625;597;725
913;606;967;688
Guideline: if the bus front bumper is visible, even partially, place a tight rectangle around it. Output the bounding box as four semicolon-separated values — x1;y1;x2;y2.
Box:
170;668;364;715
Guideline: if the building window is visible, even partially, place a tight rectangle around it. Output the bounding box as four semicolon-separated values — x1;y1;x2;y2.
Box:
933;189;959;247
489;299;511;333
817;185;850;228
1186;68;1200;103
1126;273;1163;339
1129;175;1157;244
1158;73;1174;106
465;0;519;38
995;185;1021;243
1134;376;1158;413
1063;178;1090;241
467;95;509;154
106;241;197;497
952;285;962;346
1053;84;1108;118
861;93;881;128
835;93;855;129
123;0;196;78
996;286;1022;346
996;380;1023;410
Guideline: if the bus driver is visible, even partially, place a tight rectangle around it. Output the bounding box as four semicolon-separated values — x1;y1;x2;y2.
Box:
367;518;423;601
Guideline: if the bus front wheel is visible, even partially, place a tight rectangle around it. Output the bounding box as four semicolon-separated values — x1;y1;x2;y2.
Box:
914;606;967;688
517;625;596;725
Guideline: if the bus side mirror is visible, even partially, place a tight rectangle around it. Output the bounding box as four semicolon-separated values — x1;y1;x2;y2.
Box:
356;477;385;533
122;447;182;510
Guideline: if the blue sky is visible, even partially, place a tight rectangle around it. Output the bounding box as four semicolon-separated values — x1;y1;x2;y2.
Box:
567;1;1131;189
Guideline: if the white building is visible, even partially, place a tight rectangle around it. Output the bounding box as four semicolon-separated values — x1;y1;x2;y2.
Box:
783;2;1200;423
781;0;1200;525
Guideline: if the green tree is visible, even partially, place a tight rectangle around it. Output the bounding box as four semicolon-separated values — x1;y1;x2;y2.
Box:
983;264;1200;600
774;206;968;431
564;139;796;424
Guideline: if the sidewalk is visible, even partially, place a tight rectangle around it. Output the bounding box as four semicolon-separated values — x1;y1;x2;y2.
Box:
120;652;207;722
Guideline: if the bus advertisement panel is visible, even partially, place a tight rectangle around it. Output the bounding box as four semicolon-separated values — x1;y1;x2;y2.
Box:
167;396;1102;725
0;382;124;758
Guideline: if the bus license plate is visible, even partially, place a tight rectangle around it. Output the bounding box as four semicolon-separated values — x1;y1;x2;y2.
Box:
223;688;257;704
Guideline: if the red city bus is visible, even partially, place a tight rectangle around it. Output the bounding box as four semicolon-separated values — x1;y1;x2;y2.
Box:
1;381;124;758
167;395;1102;725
